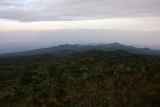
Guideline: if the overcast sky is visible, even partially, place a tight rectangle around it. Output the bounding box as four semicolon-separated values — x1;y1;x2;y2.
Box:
0;0;160;53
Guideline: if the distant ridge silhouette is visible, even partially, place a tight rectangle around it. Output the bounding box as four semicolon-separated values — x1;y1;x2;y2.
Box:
0;42;160;57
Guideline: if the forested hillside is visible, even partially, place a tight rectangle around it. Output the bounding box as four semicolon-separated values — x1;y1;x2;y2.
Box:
1;43;160;57
0;50;160;106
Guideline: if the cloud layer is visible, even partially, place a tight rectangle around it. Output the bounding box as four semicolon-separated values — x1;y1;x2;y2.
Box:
0;29;160;50
0;0;160;22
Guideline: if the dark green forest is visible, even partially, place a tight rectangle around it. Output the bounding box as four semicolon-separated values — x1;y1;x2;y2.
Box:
0;50;160;106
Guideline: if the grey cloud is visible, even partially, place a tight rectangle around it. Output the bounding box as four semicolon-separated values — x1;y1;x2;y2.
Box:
0;0;160;21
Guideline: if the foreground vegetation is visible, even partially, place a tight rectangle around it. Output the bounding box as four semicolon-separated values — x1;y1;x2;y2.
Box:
0;50;160;106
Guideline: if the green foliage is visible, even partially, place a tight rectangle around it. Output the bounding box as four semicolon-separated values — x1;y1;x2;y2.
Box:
0;50;160;106
148;60;160;73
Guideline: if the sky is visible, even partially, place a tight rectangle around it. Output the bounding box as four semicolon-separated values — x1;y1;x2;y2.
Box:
0;0;160;53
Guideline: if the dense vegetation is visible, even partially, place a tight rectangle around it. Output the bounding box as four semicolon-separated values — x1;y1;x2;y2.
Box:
0;50;160;106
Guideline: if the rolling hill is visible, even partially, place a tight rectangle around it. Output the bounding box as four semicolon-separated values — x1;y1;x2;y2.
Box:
0;42;160;57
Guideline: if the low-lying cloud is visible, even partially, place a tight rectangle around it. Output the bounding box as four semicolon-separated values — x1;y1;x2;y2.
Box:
0;29;160;54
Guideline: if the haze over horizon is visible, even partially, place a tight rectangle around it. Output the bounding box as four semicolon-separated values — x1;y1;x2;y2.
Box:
0;0;160;53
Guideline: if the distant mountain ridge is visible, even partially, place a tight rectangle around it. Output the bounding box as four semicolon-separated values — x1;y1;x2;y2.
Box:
0;42;160;57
